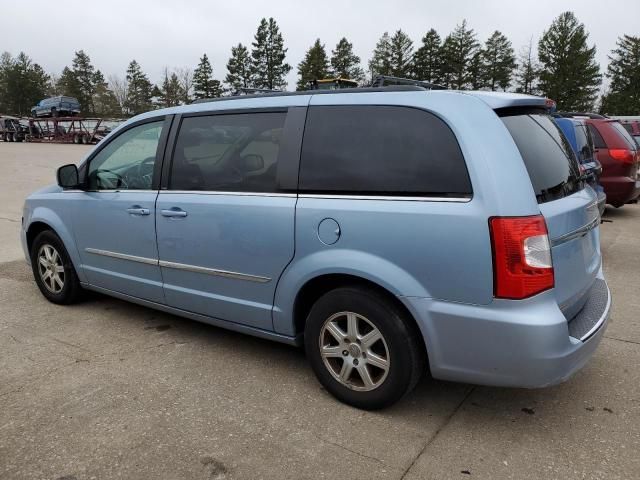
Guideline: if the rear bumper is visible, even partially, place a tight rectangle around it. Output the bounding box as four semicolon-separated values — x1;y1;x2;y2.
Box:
401;273;611;388
601;176;640;206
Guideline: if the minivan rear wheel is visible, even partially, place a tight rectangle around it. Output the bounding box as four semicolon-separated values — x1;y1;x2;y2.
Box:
30;230;83;304
305;286;425;409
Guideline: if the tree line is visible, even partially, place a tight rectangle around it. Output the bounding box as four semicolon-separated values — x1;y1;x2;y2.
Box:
1;12;639;117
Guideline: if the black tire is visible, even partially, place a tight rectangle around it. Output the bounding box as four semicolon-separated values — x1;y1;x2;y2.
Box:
304;286;426;410
30;230;83;305
9;132;15;142
51;108;58;118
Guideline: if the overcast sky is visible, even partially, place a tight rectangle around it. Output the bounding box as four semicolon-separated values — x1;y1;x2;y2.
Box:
5;0;640;90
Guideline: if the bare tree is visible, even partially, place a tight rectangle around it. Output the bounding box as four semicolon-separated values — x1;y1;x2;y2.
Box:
175;67;194;104
108;74;128;116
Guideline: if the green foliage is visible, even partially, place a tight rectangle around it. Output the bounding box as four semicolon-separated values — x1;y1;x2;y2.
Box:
330;37;364;82
412;29;443;83
225;43;253;92
389;30;414;77
296;39;329;90
124;60;154;115
92;70;121;117
440;20;480;89
482;31;516;91
369;32;392;78
0;51;49;116
601;35;640;115
156;69;183;107
193;54;222;99
251;18;291;90
538;11;601;111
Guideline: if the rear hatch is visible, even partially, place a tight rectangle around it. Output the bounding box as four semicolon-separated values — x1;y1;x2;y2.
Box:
500;110;601;319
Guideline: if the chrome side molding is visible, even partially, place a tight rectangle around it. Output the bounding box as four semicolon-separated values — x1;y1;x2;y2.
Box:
158;260;271;283
84;248;271;283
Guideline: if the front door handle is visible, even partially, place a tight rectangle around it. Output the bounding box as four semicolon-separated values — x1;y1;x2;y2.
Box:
126;206;150;216
161;208;188;218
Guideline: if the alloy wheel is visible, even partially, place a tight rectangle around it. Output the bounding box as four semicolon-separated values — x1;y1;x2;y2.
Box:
37;244;65;294
319;311;390;391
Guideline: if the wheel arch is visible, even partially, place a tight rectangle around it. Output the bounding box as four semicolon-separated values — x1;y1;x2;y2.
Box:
25;209;86;283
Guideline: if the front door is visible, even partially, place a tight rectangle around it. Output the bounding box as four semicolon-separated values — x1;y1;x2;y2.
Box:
71;118;169;303
156;110;299;330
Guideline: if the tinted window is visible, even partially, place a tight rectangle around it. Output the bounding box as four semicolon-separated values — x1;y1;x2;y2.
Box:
573;124;594;163
611;122;638;150
622;123;634;134
170;113;286;192
87;120;163;190
501;113;582;203
587;124;606;149
299;106;471;196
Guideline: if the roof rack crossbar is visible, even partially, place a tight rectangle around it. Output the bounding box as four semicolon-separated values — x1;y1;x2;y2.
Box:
371;75;447;90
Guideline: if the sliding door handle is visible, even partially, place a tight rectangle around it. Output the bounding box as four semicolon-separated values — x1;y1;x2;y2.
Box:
126;206;150;216
161;208;188;218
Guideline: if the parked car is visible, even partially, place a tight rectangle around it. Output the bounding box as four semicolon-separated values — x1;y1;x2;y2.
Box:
31;96;81;118
0;116;28;142
584;118;640;207
22;88;611;409
555;117;606;215
620;119;640;145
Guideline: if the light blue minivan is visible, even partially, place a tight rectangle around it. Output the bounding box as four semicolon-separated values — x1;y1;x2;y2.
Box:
22;87;611;409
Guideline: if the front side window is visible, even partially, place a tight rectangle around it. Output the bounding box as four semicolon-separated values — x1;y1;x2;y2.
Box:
87;120;164;190
169;112;286;192
298;106;472;196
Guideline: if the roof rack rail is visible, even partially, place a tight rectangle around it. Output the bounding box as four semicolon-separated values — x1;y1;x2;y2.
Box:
191;88;283;104
556;111;609;119
371;75;447;90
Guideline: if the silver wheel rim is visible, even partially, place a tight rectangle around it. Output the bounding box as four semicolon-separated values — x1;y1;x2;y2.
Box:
319;311;390;392
37;244;65;294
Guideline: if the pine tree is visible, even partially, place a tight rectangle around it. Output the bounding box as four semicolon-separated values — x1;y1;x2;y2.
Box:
330;37;364;81
538;11;601;111
514;38;540;95
388;30;414;77
251;18;291;90
225;43;253;92
193;54;221;99
482;31;516;91
71;50;97;114
369;32;392;79
124;60;153;115
601;35;640;115
92;70;120;116
468;50;486;90
0;52;49;115
296;39;329;90
412;29;443;83
440;20;480;89
157;68;183;107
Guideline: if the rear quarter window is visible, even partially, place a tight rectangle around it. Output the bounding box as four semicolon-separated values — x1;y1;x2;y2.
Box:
299;105;472;197
500;112;583;203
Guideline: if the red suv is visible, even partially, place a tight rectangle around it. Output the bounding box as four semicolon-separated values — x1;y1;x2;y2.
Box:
586;119;640;207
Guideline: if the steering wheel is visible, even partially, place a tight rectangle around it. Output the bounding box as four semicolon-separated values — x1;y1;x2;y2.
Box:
96;169;128;189
131;157;156;189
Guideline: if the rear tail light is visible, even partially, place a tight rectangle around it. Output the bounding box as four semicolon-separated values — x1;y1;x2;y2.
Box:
608;148;635;165
489;215;554;299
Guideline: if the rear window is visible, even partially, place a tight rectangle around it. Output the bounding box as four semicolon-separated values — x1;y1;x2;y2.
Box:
611;122;639;150
573;124;594;164
622;123;634;134
299;105;472;197
501;112;583;203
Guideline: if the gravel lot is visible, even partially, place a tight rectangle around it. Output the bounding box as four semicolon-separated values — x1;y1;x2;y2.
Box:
1;142;639;480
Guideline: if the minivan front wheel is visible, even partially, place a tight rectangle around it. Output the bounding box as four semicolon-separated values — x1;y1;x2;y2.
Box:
30;230;82;304
305;286;425;409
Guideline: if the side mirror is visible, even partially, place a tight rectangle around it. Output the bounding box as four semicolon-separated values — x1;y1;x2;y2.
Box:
240;154;264;172
57;164;80;189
